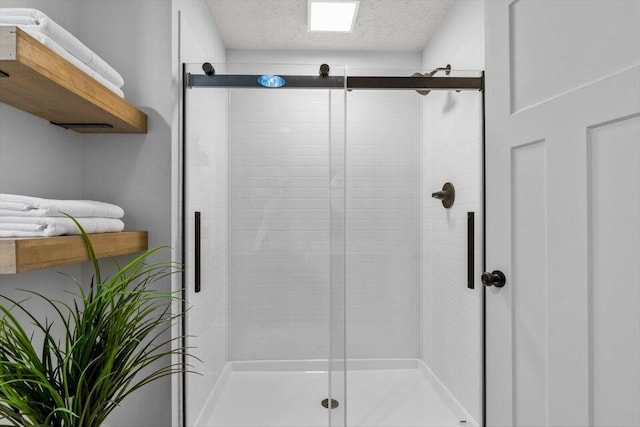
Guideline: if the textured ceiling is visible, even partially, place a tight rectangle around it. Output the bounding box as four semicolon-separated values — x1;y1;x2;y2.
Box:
206;0;456;51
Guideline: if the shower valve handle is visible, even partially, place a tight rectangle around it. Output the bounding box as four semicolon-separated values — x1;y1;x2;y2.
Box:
432;182;455;208
431;190;449;199
481;270;506;288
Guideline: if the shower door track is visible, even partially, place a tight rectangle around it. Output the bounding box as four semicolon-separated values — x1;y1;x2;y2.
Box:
186;72;484;92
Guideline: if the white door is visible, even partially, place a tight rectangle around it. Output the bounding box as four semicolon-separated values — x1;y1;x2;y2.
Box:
485;1;640;426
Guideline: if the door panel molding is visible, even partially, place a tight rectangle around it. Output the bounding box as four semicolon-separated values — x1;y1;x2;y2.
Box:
587;114;640;427
510;139;549;427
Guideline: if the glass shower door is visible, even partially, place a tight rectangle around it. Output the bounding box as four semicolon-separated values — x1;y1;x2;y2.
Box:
183;63;347;427
343;82;423;427
183;65;229;426
341;68;484;427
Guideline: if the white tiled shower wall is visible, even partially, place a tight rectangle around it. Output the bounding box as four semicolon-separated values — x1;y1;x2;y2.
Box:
421;0;485;423
226;51;423;361
229;88;335;360
344;89;421;359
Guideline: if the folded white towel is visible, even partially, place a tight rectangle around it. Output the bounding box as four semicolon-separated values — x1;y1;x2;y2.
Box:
0;217;125;237
0;8;125;89
2;28;124;98
0;15;33;25
0;194;124;219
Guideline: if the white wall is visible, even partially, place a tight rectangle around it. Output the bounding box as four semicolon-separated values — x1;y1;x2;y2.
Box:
225;50;422;361
172;1;228;424
79;1;173;426
421;0;484;423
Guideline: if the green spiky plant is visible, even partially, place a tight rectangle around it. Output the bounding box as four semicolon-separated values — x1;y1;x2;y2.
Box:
0;218;184;426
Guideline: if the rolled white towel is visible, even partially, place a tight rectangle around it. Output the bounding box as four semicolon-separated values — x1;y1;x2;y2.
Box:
0;8;125;88
0;194;124;219
0;217;125;238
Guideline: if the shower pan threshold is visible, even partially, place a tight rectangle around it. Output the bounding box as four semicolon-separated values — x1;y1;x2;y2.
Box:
194;358;477;427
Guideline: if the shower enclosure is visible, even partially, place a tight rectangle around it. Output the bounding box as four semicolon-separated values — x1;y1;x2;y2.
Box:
181;62;484;427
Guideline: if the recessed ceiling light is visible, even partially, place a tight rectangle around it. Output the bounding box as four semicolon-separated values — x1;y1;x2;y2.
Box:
308;0;360;32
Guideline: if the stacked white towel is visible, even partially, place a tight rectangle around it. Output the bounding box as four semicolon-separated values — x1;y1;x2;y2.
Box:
0;8;125;98
0;217;125;238
0;194;125;238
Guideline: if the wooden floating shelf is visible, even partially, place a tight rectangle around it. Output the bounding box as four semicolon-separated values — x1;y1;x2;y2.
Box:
0;26;147;133
0;231;148;274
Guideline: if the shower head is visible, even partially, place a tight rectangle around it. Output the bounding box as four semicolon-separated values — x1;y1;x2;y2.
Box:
412;64;452;96
412;72;430;96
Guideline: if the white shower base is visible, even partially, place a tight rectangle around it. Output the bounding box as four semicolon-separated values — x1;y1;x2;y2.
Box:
195;359;477;427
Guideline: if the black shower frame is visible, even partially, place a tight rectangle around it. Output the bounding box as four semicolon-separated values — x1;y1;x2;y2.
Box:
185;72;483;91
180;65;487;427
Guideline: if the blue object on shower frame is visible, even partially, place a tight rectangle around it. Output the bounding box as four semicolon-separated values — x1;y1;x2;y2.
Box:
257;75;286;88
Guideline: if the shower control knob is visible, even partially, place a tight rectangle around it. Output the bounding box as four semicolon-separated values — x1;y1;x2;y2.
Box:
481;270;506;288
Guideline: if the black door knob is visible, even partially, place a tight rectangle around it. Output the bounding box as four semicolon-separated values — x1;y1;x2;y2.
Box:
481;270;506;288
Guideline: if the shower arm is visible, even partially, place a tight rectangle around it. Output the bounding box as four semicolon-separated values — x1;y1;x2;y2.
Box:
426;64;452;77
412;64;452;95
